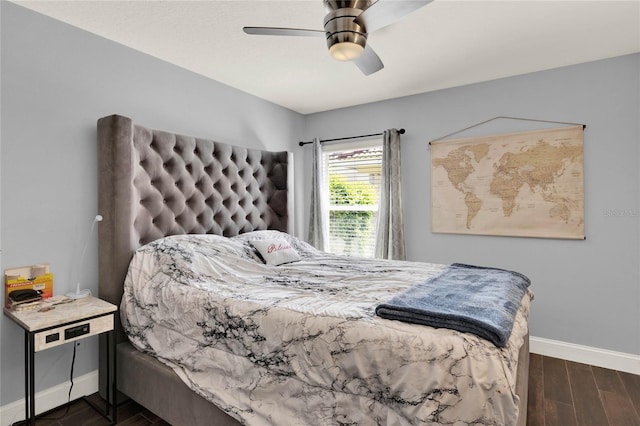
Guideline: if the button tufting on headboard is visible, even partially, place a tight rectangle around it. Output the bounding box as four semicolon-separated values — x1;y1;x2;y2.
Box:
126;126;289;243
98;114;290;345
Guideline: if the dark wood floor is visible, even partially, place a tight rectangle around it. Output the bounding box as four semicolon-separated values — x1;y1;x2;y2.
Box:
22;354;640;426
15;393;170;426
528;354;640;426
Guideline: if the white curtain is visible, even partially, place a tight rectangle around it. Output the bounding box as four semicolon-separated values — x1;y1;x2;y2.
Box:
307;137;328;251
375;129;406;260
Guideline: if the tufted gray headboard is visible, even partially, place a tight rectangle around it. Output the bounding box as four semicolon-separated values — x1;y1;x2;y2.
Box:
97;114;291;343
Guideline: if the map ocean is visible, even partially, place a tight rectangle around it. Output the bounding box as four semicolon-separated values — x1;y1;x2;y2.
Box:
431;125;584;239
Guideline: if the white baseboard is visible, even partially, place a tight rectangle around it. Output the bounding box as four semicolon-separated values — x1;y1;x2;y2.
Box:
0;370;98;426
530;336;640;375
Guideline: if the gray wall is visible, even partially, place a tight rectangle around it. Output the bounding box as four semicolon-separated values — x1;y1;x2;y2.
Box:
301;53;640;356
0;2;303;406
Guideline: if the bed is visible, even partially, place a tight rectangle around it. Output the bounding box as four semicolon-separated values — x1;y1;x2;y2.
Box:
97;114;531;425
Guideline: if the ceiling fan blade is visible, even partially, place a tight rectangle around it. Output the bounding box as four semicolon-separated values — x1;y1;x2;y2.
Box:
353;44;384;76
355;0;433;33
243;27;325;37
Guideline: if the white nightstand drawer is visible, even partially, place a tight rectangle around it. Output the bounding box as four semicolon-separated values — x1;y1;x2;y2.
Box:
34;314;114;352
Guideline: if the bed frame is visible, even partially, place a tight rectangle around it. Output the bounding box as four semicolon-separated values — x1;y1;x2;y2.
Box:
97;114;529;425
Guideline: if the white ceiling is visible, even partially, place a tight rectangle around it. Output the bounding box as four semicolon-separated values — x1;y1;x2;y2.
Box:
13;0;640;114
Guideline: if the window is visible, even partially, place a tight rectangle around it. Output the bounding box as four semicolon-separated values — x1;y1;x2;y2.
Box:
323;139;382;257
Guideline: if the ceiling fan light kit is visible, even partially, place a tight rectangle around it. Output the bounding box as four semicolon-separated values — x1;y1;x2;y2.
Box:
243;0;432;75
324;5;368;61
329;42;364;61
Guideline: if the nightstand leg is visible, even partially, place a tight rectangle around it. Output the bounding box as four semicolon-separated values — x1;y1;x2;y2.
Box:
24;331;28;424
24;331;35;425
84;331;117;424
108;329;117;424
112;330;118;424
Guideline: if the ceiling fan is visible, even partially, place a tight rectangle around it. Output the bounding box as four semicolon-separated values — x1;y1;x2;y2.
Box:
243;0;432;76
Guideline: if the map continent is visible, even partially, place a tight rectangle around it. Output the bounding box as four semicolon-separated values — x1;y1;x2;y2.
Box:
431;126;584;239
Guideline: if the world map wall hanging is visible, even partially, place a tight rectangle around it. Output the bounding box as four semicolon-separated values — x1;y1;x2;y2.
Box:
430;125;584;239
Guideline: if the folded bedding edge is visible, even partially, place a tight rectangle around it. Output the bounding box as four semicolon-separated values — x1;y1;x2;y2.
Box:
375;263;531;347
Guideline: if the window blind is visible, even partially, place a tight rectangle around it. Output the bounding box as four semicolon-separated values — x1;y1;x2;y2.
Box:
323;140;382;257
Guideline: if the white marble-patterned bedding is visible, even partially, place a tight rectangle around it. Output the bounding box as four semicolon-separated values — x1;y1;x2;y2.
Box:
121;230;533;425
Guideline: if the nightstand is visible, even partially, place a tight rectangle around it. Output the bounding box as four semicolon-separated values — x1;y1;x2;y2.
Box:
3;296;117;425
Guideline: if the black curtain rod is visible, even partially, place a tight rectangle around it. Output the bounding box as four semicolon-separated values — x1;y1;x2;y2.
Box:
298;128;405;147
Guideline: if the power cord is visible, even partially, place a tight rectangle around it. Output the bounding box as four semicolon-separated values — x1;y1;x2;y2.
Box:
68;341;78;405
11;342;78;425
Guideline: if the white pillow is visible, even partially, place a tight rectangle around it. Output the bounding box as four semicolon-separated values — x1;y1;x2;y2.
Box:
251;239;301;266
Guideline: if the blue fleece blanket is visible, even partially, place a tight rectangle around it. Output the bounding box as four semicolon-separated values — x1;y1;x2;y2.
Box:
375;263;530;347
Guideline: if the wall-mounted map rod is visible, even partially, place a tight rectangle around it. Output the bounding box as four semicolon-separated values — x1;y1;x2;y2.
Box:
429;116;586;145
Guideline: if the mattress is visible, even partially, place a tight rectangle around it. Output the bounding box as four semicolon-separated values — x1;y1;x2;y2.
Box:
121;230;533;425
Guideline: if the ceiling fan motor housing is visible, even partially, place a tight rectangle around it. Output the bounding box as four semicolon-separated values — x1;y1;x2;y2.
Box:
323;1;373;59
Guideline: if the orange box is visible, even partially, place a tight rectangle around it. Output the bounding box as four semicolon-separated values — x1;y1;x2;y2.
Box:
5;264;54;308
